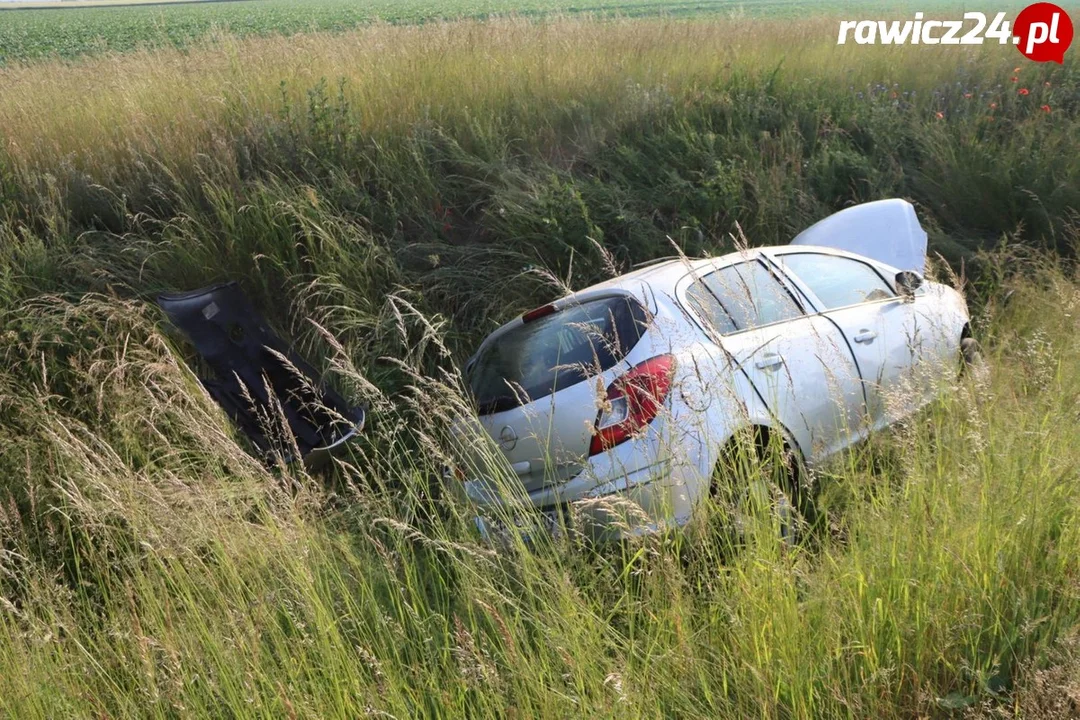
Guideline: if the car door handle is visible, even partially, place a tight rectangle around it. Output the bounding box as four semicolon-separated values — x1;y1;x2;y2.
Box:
853;329;878;344
755;353;784;370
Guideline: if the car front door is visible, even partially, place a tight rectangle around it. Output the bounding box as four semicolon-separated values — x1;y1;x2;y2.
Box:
771;251;928;429
680;257;867;462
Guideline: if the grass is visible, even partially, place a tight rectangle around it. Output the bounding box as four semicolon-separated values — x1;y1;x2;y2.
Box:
0;0;214;8
0;0;1017;64
1;14;1080;717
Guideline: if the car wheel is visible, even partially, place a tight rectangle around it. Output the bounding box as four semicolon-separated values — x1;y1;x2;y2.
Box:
711;429;809;545
960;336;985;378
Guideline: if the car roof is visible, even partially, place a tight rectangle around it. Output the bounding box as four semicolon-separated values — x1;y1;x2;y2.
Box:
564;251;751;304
569;256;714;298
568;244;901;304
472;244;905;360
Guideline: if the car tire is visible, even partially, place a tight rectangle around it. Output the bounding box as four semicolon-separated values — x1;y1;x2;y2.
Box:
711;429;810;545
960;336;985;377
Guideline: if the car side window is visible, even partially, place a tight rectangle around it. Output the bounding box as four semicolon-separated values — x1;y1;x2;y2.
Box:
778;253;895;310
685;260;803;335
685;279;738;335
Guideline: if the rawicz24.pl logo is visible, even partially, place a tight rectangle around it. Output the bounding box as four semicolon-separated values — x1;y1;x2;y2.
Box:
837;2;1074;63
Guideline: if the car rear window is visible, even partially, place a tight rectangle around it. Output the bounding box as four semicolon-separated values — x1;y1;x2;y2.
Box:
468;296;649;414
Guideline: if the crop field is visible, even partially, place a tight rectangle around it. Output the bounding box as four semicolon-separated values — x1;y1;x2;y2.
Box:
2;9;1080;719
0;0;994;64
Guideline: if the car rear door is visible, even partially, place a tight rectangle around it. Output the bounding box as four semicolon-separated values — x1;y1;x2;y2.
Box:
680;257;866;461
770;251;928;429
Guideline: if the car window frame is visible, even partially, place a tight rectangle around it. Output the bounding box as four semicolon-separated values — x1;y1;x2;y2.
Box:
764;250;904;314
676;255;808;340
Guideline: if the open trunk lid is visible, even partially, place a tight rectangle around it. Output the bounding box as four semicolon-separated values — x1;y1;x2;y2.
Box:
791;198;927;273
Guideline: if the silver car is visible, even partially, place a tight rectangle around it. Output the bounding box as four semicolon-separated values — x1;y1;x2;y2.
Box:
457;199;974;538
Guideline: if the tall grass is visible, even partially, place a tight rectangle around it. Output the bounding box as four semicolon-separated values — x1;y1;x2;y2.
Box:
3;246;1080;717
0;19;1074;354
2;15;1080;717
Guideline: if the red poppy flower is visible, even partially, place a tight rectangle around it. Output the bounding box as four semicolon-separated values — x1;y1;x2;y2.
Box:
1011;76;1019;82
1041;104;1051;113
935;111;944;119
990;102;998;109
1019;88;1030;95
964;93;972;99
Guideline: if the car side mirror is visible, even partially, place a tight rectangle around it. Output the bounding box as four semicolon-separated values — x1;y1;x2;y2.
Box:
895;270;923;300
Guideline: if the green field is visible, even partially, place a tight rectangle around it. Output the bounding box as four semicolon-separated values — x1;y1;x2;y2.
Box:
3;10;1080;719
0;0;1015;64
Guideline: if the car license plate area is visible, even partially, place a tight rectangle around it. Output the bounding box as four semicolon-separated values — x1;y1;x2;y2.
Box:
475;506;565;545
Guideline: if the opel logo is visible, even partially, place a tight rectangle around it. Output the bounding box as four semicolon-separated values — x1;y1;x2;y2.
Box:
498;425;518;451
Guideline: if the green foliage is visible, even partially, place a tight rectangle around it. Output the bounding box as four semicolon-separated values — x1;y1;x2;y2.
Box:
0;0;987;64
2;246;1080;718
1;14;1080;718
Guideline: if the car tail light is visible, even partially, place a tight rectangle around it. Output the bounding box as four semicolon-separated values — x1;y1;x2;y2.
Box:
589;354;676;456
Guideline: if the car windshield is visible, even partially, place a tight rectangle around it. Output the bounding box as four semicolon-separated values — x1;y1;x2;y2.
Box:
468;296;649;414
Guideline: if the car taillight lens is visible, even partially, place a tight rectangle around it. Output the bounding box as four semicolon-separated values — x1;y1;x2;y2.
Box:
589;354;675;456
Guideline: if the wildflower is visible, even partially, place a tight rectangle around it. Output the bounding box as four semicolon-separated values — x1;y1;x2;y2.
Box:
1019;88;1030;95
891;91;898;99
1041;104;1051;113
964;93;973;99
990;102;998;109
1013;66;1021;73
936;111;945;119
1044;81;1052;87
1011;76;1019;82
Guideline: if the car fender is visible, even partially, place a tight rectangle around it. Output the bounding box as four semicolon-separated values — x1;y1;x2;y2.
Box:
673;344;805;490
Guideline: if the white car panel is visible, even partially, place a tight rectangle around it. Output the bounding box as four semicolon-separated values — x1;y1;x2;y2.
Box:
722;315;868;461
790;198;928;273
816;298;925;428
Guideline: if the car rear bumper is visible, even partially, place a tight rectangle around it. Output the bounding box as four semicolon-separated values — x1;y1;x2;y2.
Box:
465;430;711;541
